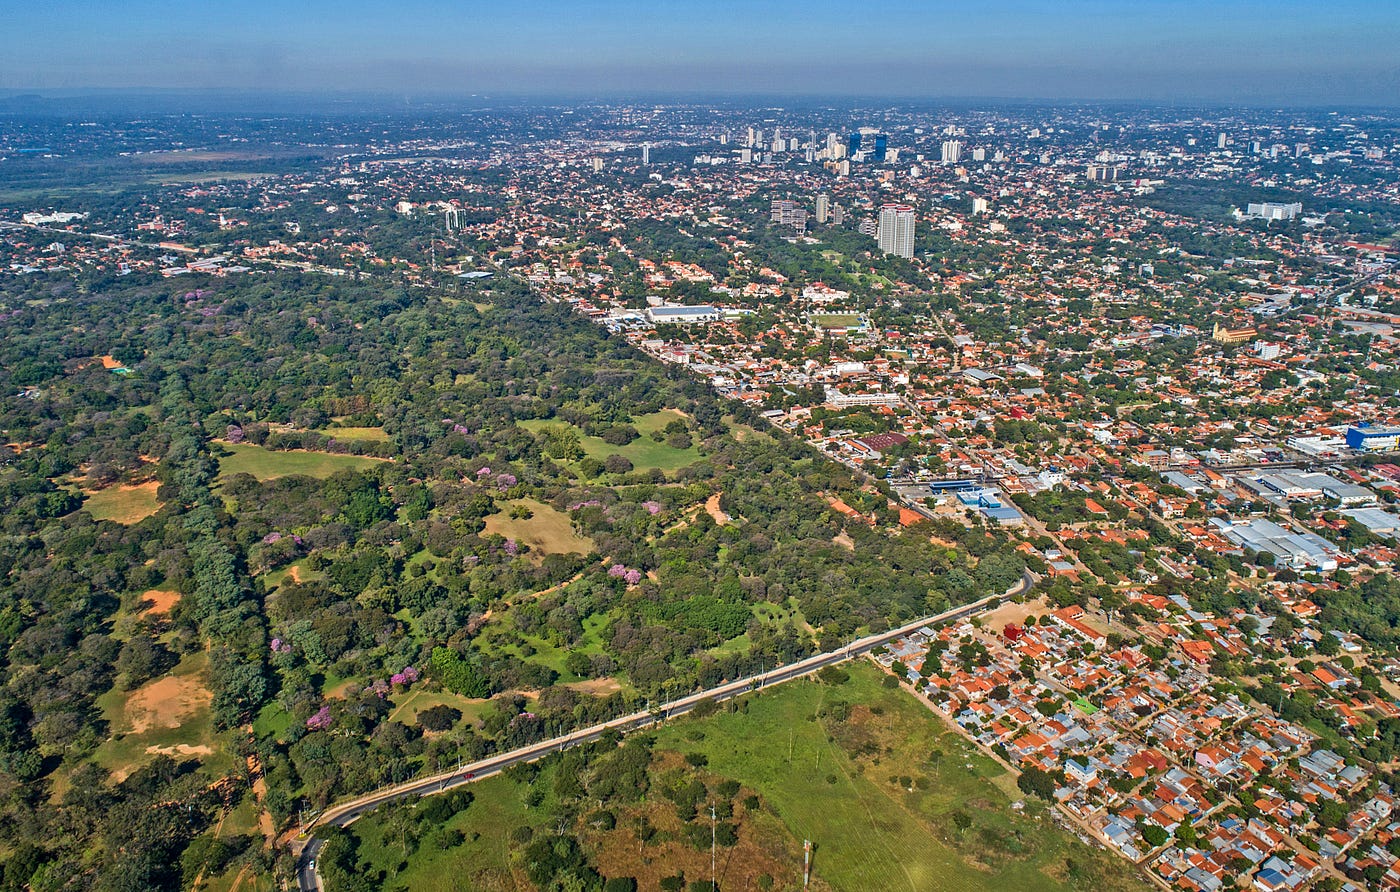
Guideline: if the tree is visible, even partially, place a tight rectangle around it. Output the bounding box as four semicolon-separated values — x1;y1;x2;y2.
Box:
418;705;461;732
1017;766;1059;801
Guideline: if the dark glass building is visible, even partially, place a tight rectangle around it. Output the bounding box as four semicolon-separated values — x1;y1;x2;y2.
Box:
873;133;887;162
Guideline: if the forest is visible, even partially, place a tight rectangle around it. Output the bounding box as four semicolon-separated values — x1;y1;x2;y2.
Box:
0;266;1026;889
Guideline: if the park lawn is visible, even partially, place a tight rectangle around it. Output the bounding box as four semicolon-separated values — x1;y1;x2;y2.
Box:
215;442;387;481
482;498;594;555
83;480;162;524
90;651;239;784
519;409;704;473
384;689;497;729
317;426;390;443
652;661;1148;892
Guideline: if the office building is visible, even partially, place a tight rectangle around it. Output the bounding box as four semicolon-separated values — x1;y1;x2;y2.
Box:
877;204;915;259
848;132;861;158
1243;202;1302;221
873;133;887;162
770;200;808;233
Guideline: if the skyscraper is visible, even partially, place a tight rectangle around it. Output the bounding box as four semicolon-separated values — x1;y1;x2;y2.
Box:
591;157;604;173
873;134;887;162
848;132;861;158
940;140;962;163
877;204;915;259
642;143;651;164
815;193;829;224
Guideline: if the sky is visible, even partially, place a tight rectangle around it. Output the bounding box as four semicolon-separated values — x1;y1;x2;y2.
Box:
2;0;1397;106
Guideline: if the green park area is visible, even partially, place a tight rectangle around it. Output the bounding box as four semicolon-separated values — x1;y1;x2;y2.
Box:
330;662;1147;892
482;497;596;556
215;442;387;481
82;480;162;524
519;409;704;474
317;426;391;443
809;313;864;331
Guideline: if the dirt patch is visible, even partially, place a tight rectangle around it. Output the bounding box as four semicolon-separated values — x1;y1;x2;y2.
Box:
288;565;306;584
145;743;214;757
980;595;1047;632
832;532;855;551
324;680;355;700
140;589;181;615
704;492;731;525
125;675;212;734
566;677;623;696
99;354;123;369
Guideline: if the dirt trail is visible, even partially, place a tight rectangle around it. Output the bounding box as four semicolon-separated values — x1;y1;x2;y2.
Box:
704;491;730;525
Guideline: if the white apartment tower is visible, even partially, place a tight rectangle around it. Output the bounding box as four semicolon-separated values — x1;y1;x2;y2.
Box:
877;204;915;259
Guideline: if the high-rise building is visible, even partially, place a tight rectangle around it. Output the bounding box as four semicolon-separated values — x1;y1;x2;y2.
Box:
746;127;756;148
642;143;651;164
873;134;887;162
972;147;986;162
815;193;830;224
877;204;915;259
719;133;729;145
831;204;845;225
940;140;962;163
591;157;604;173
848;132;861;158
770;199;809;232
971;198;989;216
740;148;753;163
1218;133;1228;149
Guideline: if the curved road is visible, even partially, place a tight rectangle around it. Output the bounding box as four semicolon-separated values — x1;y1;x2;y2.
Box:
296;570;1035;890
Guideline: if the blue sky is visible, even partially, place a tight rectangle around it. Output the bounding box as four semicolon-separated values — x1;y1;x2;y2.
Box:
2;0;1397;104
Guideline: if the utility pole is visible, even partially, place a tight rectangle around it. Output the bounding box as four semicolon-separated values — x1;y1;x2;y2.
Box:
711;805;717;891
803;839;813;888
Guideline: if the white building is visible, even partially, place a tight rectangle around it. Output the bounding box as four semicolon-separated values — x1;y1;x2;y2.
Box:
876;204;915;259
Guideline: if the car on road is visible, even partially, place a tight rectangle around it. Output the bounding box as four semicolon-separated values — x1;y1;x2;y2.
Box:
463;771;474;779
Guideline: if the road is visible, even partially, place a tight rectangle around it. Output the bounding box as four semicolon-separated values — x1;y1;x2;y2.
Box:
295;570;1035;890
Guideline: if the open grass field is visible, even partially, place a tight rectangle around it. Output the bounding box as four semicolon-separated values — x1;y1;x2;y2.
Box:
317;426;390;443
90;651;238;783
650;662;1147;892
482;498;595;555
342;661;1147;892
809;313;864;330
519;409;704;474
83;480;162;524
215;442;387;481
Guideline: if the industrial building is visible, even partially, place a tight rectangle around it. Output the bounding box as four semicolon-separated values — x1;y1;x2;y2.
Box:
1346;425;1400;452
1209;517;1339;572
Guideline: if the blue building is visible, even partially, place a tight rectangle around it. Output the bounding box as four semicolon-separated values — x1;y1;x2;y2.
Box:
1346;424;1400;451
873;134;887;162
848;132;861;157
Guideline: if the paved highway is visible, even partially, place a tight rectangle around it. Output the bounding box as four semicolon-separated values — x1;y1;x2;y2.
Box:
295;571;1034;890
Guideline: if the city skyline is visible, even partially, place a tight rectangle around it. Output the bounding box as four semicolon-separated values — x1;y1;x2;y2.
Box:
3;0;1398;106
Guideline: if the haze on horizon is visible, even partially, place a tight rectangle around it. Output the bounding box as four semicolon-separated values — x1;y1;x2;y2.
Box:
3;0;1398;107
